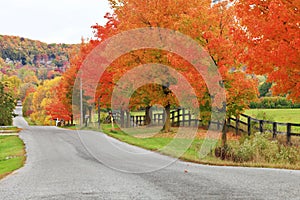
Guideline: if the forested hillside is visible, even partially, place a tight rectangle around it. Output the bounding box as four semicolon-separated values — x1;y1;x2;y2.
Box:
0;35;80;125
0;35;79;79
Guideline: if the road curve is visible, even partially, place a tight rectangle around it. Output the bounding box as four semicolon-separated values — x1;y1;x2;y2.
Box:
0;107;299;199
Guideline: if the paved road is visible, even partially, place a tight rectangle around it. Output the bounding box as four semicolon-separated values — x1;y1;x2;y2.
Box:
0;107;300;199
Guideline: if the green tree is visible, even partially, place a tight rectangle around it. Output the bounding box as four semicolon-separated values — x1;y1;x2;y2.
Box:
0;81;16;125
259;82;272;97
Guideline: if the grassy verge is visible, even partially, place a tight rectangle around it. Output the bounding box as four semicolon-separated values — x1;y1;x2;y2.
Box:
0;136;26;179
0;126;21;133
23;117;36;126
80;124;300;170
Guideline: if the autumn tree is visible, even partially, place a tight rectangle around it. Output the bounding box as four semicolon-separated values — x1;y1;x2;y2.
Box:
233;0;300;102
30;77;61;125
19;82;36;101
57;40;100;125
90;0;258;136
1;75;22;100
23;93;34;117
91;0;205;132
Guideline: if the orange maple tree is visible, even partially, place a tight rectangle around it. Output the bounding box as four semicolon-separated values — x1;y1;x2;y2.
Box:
90;0;258;134
234;0;300;102
54;0;259;139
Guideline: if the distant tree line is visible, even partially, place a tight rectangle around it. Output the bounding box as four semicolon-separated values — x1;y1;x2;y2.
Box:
250;97;300;109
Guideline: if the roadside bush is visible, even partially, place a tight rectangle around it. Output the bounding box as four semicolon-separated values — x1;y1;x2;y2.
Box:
215;132;300;165
235;138;254;162
276;146;300;165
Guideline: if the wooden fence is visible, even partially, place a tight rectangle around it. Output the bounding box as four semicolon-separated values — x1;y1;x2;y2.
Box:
113;109;300;144
114;108;223;129
113;110;300;144
228;114;300;144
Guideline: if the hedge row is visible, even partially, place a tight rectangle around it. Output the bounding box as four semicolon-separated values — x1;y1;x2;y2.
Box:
250;97;300;109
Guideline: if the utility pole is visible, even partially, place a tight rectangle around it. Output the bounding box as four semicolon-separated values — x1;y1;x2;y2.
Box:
98;97;101;129
80;77;83;127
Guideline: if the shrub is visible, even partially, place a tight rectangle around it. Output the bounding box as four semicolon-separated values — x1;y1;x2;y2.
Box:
235;138;254;162
215;132;300;165
276;145;300;165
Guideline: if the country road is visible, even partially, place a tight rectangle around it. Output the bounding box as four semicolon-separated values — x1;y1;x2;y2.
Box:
0;107;300;200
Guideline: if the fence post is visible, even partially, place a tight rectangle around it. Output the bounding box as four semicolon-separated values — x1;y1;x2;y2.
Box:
272;122;277;139
177;109;180;126
135;116;138;126
247;117;251;136
171;111;174;126
162;110;166;126
287;123;291;145
182;108;185;126
235;116;239;135
259;120;264;133
188;111;191;126
131;116;134;127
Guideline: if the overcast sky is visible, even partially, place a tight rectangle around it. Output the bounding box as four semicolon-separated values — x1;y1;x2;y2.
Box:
0;0;111;44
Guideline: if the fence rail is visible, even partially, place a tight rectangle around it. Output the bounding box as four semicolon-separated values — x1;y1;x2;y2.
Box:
113;108;300;144
229;113;300;144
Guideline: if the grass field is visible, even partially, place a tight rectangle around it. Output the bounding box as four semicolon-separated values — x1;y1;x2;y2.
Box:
0;136;26;179
244;109;300;123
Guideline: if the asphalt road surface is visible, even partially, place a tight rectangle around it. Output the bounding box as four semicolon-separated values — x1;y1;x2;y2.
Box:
0;107;300;200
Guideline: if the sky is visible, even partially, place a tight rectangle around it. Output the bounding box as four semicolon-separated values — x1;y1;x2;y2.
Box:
0;0;111;44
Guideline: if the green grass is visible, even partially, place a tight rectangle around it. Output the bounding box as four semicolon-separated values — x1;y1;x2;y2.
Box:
242;109;300;134
81;124;300;170
82;124;209;159
87;124;176;151
130;110;163;116
23;117;36;126
0;136;26;179
244;109;300;123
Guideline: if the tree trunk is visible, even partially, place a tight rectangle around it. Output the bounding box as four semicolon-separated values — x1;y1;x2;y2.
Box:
221;119;228;147
145;106;151;125
88;106;92;123
83;107;86;126
120;110;125;128
162;103;171;132
126;110;130;128
97;98;101;129
70;114;74;125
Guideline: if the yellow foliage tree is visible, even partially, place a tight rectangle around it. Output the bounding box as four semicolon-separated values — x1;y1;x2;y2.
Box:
30;77;61;125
